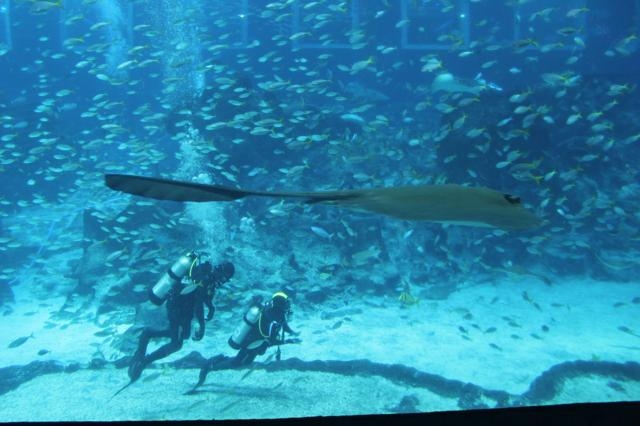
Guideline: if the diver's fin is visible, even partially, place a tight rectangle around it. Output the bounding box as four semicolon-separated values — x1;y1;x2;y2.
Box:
185;364;212;395
110;380;134;400
185;354;230;395
111;353;145;399
240;350;277;381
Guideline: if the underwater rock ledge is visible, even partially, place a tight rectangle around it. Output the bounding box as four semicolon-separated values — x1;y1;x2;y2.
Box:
255;357;512;409
2;356;639;409
0;360;69;396
520;360;640;404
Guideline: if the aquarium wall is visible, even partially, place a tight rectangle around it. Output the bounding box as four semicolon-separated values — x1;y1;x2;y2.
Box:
0;0;639;421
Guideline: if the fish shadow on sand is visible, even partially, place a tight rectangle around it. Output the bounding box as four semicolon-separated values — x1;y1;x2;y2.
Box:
187;382;291;400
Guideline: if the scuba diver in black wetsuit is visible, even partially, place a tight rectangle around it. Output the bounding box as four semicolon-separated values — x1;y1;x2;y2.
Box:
127;251;235;382
191;291;301;391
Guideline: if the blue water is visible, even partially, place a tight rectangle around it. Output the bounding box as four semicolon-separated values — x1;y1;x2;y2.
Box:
0;0;639;421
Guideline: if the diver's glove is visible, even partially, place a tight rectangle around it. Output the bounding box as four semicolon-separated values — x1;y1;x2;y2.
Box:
193;327;204;341
284;338;302;345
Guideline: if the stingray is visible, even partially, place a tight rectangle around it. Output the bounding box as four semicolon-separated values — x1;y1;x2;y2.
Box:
104;174;542;231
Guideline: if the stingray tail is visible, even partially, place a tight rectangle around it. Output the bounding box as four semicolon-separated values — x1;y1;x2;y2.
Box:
303;193;360;204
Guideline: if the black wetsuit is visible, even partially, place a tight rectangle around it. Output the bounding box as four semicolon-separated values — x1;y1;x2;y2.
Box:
128;261;234;382
233;303;296;365
192;301;298;390
133;283;213;364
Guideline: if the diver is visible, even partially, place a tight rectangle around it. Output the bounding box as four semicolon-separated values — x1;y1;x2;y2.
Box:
191;291;301;392
128;251;235;382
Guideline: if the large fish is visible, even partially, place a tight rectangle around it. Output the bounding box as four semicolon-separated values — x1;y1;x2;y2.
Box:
104;174;542;231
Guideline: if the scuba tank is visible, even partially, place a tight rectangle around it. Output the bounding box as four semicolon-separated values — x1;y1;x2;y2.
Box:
228;303;262;350
149;251;198;305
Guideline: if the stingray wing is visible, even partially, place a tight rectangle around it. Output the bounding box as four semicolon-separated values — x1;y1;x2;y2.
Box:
302;185;542;230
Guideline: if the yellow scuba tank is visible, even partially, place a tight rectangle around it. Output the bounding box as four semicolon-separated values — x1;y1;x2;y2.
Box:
228;304;262;350
149;251;198;305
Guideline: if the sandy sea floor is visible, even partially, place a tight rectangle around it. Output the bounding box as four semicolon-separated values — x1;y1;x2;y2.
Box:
1;276;639;421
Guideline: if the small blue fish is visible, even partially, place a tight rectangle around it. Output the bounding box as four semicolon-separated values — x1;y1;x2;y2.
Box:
340;113;366;126
310;226;332;239
8;333;34;348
